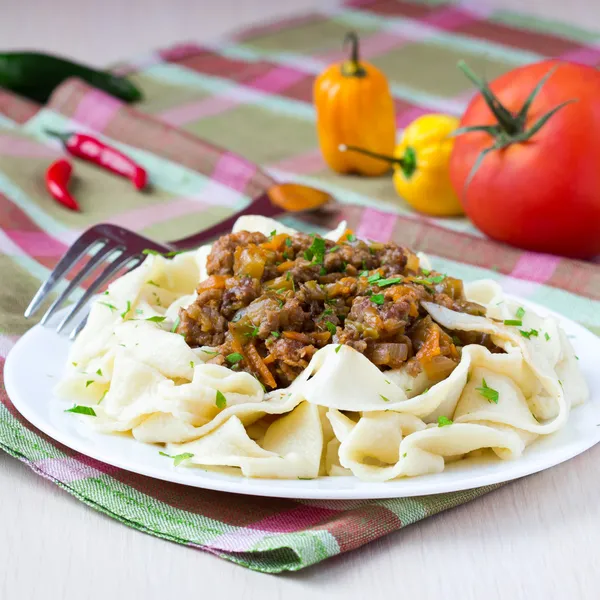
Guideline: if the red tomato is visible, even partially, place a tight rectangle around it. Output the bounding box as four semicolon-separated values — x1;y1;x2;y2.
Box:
450;60;600;259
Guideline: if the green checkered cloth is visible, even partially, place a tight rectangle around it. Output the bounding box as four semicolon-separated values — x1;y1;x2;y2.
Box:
1;0;600;572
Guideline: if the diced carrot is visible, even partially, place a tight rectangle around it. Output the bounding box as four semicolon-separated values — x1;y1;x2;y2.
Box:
336;228;354;244
416;326;441;360
283;331;311;344
276;260;295;272
245;342;277;389
197;275;227;291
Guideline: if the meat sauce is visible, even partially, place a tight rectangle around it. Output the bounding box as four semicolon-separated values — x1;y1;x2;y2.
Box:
177;230;498;389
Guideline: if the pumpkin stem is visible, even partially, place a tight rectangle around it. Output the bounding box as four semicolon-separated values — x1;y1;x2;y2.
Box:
342;32;366;77
339;144;417;179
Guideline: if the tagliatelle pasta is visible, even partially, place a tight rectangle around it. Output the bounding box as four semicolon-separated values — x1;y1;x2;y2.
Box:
55;216;588;482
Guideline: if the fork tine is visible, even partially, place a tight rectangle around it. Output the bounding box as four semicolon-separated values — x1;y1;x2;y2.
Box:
69;313;88;341
67;255;145;341
24;231;109;319
40;243;121;326
56;252;142;334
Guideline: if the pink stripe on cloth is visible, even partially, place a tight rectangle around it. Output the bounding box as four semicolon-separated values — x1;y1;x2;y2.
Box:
105;198;210;231
396;106;430;128
0;135;59;158
35;457;107;483
160;96;240;126
0;334;17;359
559;46;600;65
249;66;307;93
509;252;561;283
356;207;399;242
6;231;68;257
248;504;338;534
267;148;325;175
212;152;258;193
72;89;123;132
159;42;205;62
423;5;482;29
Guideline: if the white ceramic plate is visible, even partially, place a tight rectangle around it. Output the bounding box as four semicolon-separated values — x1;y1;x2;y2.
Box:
5;298;600;500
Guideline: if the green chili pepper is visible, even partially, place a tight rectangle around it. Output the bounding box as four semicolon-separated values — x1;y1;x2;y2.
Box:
0;52;142;103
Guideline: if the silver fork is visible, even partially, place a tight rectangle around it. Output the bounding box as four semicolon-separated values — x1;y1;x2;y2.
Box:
24;185;335;338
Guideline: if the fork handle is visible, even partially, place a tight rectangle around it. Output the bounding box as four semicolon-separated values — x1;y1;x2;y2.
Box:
167;192;283;250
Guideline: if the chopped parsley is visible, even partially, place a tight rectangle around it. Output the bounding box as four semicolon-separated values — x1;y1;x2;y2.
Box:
367;272;381;284
285;237;292;247
371;294;385;305
385;379;391;384
329;245;340;252
304;237;326;264
215;390;227;409
402;452;407;458
325;321;336;335
95;368;103;376
452;335;462;346
189;361;195;368
120;300;131;320
226;352;243;364
71;362;78;367
437;416;453;427
85;380;94;388
98;390;107;404
421;269;431;276
422;387;430;394
320;266;327;275
171;316;181;333
135;309;144;315
544;332;551;341
475;378;499;404
159;451;194;466
142;249;186;257
377;277;403;288
345;233;356;242
575;355;579;360
245;325;260;338
359;270;369;277
429;274;446;284
277;298;284;309
322;308;334;316
65;405;96;416
503;319;522;327
335;345;342;354
380;394;390;402
99;301;117;312
146;280;160;287
516;307;526;319
201;349;219;355
269;229;277;239
146;316;167;323
271;331;280;338
519;328;539;339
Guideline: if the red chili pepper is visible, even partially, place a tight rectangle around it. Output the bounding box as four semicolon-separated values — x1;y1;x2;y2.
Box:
46;159;79;211
46;129;147;190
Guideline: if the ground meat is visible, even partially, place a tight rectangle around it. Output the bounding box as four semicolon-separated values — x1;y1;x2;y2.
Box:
178;229;495;388
206;231;268;275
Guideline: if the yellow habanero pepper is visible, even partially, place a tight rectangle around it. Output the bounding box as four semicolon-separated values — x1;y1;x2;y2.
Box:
341;114;464;216
313;32;396;176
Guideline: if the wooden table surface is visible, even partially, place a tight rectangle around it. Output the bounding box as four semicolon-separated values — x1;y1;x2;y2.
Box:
2;1;600;599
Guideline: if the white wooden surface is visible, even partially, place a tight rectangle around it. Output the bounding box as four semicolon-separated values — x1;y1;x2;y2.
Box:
2;1;600;599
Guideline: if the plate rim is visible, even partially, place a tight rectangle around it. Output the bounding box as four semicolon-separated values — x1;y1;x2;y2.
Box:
4;295;600;500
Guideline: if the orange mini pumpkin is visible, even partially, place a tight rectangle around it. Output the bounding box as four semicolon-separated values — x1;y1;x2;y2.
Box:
313;32;396;176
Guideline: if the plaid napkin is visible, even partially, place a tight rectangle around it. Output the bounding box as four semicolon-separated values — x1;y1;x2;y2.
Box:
1;0;600;573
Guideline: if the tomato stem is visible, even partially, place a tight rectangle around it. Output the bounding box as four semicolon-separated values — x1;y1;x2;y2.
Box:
454;61;576;190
